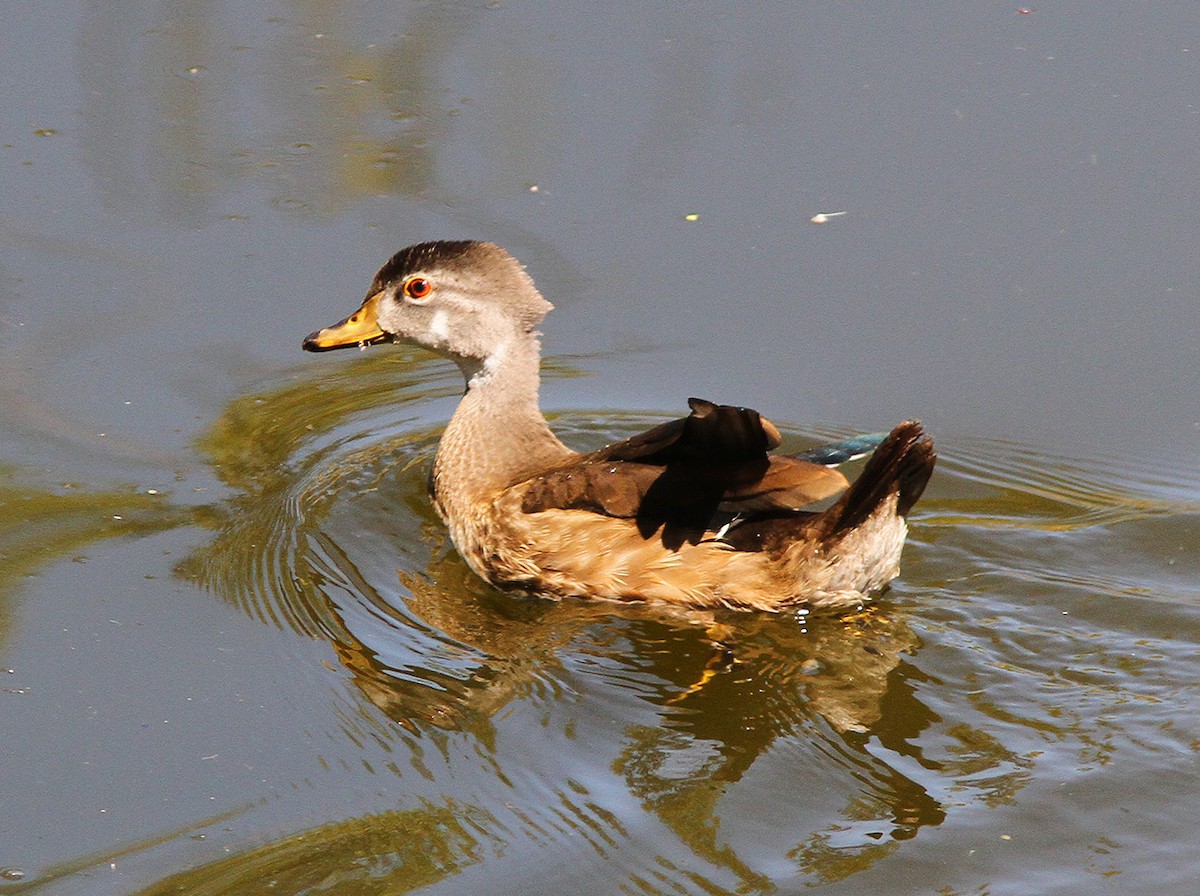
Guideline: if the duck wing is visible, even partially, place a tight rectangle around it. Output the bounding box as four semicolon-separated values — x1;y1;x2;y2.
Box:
517;399;849;544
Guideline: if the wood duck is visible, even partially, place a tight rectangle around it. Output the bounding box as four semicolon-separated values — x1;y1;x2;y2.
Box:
303;241;935;611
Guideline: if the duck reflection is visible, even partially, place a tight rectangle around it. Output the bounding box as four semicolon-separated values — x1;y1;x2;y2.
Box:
308;524;947;886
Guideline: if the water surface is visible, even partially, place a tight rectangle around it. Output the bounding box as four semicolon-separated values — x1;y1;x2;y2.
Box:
2;3;1199;895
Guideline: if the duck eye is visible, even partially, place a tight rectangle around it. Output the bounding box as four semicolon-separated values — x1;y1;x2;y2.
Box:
403;276;433;300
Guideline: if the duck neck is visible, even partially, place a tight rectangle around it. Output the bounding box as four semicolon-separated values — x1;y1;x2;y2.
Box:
431;331;570;522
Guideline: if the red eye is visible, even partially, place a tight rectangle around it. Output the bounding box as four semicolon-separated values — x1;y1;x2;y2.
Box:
403;276;433;300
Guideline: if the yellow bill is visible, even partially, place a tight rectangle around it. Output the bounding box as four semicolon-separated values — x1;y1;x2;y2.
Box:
302;294;388;352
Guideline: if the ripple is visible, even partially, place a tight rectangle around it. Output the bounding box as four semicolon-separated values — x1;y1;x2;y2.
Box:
185;358;1200;727
164;358;1200;892
929;435;1199;529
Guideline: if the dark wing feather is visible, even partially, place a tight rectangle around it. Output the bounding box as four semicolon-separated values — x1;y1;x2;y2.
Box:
587;418;688;463
818;420;935;533
594;398;781;464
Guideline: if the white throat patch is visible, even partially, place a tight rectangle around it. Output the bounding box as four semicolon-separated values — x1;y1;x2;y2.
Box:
467;340;508;389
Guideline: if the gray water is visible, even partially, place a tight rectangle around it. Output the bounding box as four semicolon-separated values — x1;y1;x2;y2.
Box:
2;4;1199;895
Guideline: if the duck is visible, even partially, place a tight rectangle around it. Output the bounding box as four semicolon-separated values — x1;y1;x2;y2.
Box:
303;241;935;611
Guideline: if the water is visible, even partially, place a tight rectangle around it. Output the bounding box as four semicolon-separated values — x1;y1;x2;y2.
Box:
2;3;1199;895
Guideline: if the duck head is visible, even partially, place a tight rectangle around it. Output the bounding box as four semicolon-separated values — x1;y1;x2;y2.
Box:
302;240;553;366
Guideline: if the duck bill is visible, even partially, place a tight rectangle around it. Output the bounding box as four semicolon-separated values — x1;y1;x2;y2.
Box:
302;294;389;352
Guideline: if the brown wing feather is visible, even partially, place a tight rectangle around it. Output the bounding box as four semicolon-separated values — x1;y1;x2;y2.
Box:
718;456;848;513
520;459;661;519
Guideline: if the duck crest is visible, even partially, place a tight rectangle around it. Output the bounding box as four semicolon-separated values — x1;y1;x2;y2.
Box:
370;241;480;293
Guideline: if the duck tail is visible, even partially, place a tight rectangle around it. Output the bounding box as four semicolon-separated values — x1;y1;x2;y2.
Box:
818;421;936;540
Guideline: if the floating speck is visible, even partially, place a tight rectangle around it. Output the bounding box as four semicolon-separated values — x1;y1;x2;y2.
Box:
810;211;848;224
683;213;700;222
272;197;308;212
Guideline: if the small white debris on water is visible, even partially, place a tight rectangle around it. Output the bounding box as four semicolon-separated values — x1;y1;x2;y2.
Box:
810;211;848;224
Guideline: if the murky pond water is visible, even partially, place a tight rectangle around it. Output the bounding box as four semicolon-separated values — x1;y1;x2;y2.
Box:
3;3;1199;895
